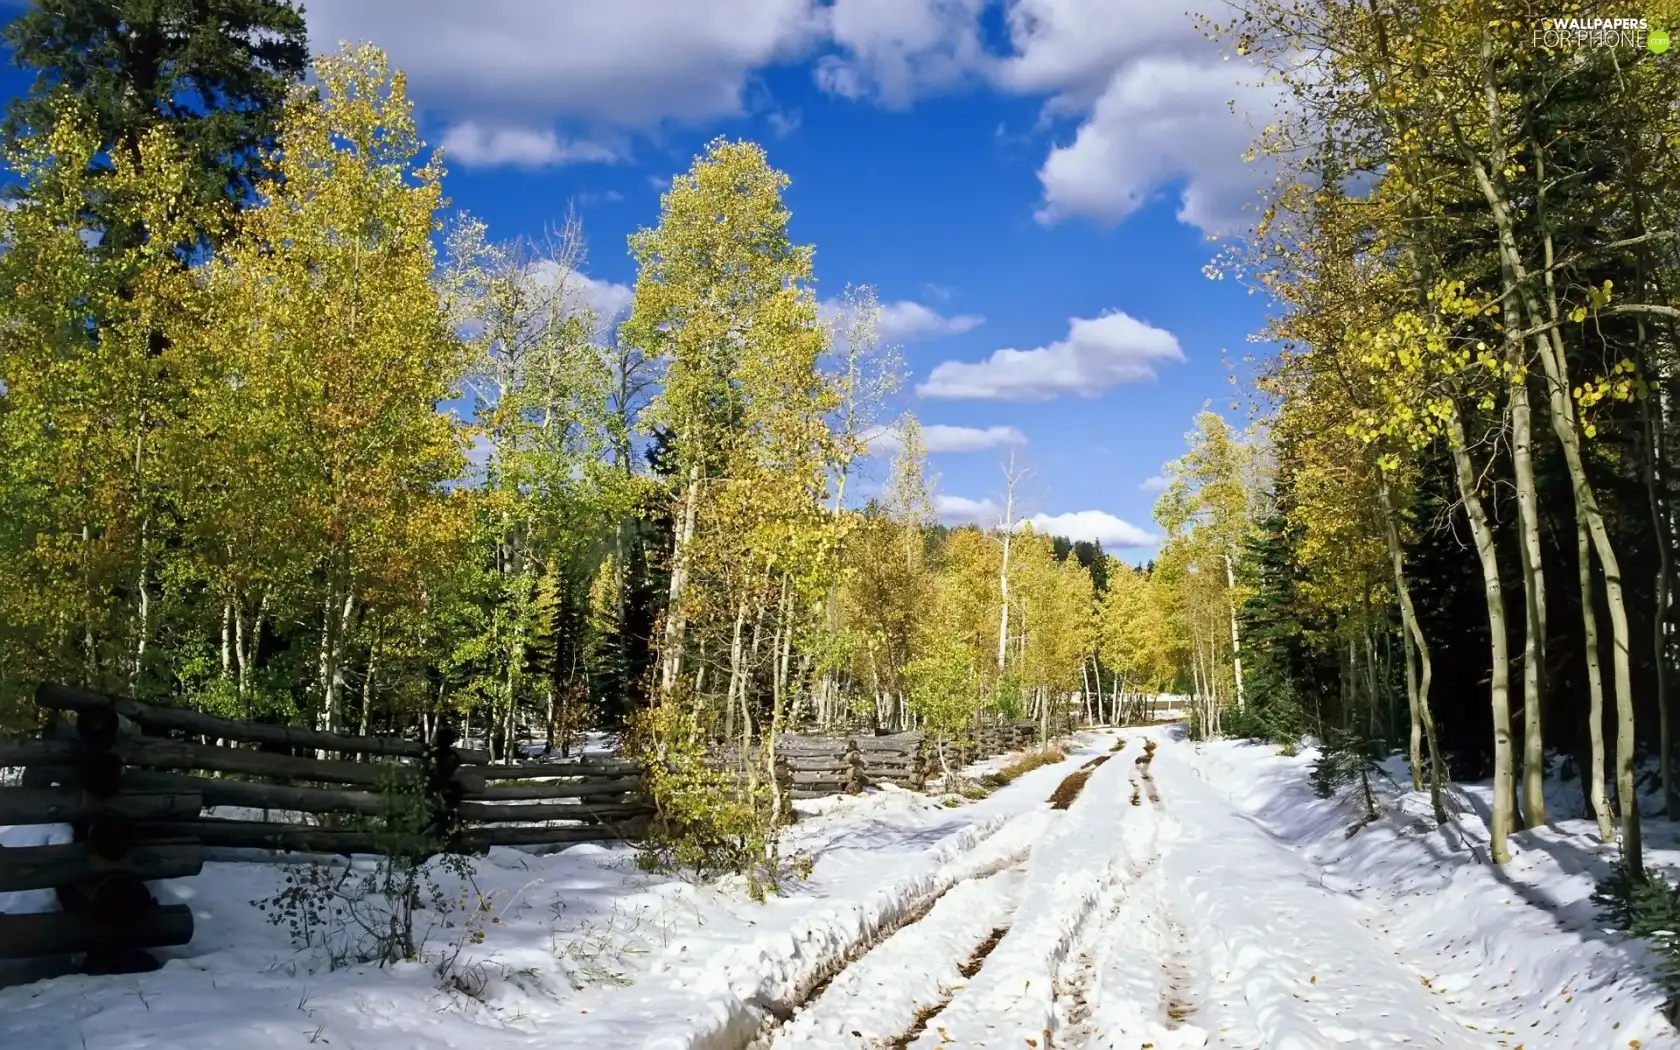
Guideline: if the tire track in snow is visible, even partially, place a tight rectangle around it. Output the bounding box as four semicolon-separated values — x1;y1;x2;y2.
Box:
1149;738;1488;1050
762;858;1033;1048
899;739;1143;1048
664;802;1047;1050
767;749;1128;1048
1055;758;1213;1050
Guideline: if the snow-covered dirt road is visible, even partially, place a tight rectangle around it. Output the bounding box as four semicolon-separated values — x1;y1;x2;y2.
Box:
759;730;1680;1049
5;727;1678;1049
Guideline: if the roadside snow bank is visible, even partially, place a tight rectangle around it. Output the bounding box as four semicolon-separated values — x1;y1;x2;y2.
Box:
1168;733;1680;1050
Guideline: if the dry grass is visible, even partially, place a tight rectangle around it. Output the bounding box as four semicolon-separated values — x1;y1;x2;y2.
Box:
1048;769;1094;809
980;742;1068;788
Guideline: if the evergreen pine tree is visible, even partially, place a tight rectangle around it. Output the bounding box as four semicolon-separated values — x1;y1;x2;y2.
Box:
3;0;308;243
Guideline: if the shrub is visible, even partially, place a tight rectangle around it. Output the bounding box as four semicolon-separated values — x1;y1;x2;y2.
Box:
1593;859;1680;1017
253;762;482;971
1310;725;1381;821
626;699;808;900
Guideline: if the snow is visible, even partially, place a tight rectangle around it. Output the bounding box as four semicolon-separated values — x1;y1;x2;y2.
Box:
767;833;1034;1047
1166;733;1680;1050
0;733;1112;1050
4;725;1678;1050
906;742;1140;1047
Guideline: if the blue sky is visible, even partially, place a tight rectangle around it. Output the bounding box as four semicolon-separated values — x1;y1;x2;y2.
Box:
4;0;1285;562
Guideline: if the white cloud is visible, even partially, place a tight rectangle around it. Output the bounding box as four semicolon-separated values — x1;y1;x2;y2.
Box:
994;0;1205;102
868;423;1027;455
439;122;617;170
821;297;984;346
917;311;1184;401
1021;509;1157;548
877;300;984;342
766;109;803;137
569;272;636;322
986;0;1284;236
1032;55;1284;235
578;189;627;205
1139;475;1170;493
937;494;1001;524
306;0;825;128
925;424;1027;453
815;0;991;106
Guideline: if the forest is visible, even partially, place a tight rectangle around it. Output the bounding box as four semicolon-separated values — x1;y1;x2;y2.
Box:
5;0;1678;894
0;2;1196;872
1200;0;1680;881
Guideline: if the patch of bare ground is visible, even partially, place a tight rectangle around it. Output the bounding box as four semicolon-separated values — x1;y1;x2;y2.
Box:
1110;736;1127;752
1135;741;1160;803
1130;773;1142;807
1080;754;1111;770
884;926;1011;1049
1048;769;1094;810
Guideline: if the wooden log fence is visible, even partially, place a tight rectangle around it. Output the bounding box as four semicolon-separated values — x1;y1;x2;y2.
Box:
1;686;1054;973
0;683;652;973
706;722;1043;799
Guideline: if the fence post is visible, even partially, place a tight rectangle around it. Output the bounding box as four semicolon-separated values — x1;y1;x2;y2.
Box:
425;722;465;855
64;702;180;974
775;747;796;819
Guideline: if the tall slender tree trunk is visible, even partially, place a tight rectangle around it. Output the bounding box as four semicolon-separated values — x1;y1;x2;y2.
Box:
996;453;1021;676
1508;314;1548;829
360;636;379;740
1400;611;1424;791
1376;471;1446;822
132;516;150;695
996;536;1013;675
660;465;702;694
1447;407;1516;864
725;601;747;742
1643;367;1677;817
1578;516;1617;841
1224;553;1246;711
317;584;341;736
221;601;234;679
